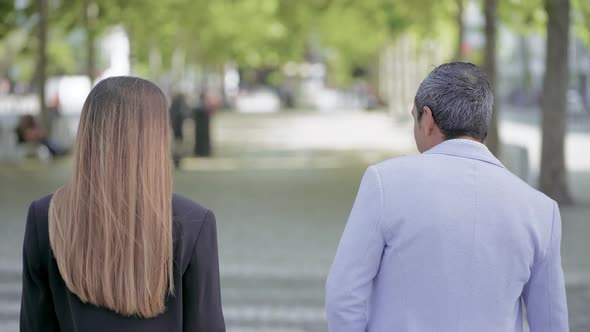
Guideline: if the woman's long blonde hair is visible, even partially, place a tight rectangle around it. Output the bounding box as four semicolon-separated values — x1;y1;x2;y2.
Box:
49;76;173;318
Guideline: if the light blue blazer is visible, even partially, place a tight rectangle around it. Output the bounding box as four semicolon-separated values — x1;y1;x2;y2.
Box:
326;139;568;332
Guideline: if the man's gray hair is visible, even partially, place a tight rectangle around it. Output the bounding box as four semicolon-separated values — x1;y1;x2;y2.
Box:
414;62;493;141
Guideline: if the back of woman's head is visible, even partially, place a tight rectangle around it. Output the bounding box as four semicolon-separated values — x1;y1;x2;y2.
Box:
49;76;173;318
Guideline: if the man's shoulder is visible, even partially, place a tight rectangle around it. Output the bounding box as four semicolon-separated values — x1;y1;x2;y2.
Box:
506;175;557;214
371;155;554;204
371;154;428;175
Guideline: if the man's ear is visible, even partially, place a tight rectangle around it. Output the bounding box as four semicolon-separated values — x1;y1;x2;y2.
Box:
421;106;437;135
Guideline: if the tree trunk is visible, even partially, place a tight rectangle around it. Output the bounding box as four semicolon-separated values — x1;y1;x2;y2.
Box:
454;0;465;62
483;0;500;156
539;0;573;205
83;0;96;81
36;0;49;133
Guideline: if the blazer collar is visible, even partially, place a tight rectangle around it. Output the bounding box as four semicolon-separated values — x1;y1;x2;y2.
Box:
423;139;505;168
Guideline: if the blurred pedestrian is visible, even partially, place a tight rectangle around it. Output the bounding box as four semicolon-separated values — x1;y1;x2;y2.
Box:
170;93;188;168
15;114;67;157
326;62;568;332
20;77;225;332
193;88;221;157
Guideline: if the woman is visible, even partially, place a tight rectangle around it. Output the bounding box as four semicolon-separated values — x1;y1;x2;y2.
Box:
20;77;225;332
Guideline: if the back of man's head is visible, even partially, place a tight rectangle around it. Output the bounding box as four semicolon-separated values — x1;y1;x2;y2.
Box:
414;62;493;142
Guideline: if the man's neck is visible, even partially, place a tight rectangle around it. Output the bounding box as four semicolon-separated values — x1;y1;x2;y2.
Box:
449;136;482;143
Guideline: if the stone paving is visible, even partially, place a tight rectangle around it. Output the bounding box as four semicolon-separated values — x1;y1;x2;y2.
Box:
0;110;588;331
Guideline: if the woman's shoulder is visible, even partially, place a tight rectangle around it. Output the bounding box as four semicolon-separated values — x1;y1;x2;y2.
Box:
28;193;54;229
172;194;215;269
31;193;54;212
172;193;214;234
31;193;211;226
172;194;211;219
24;194;54;264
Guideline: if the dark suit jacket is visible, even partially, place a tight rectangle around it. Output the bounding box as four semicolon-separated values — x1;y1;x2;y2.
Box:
20;194;225;332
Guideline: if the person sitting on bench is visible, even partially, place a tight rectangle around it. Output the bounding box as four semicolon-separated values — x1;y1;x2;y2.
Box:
15;114;66;157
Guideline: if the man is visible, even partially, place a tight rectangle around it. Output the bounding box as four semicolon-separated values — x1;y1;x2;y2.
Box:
193;87;221;157
170;93;188;168
325;62;568;332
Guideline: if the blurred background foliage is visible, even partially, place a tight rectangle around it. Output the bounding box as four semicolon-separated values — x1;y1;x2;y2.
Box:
0;0;588;84
0;0;581;82
0;0;589;204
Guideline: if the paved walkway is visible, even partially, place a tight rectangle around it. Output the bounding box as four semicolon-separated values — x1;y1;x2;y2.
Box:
0;110;588;331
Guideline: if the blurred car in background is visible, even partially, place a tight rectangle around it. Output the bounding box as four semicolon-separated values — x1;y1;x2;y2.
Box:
45;75;91;115
45;76;92;148
235;87;281;113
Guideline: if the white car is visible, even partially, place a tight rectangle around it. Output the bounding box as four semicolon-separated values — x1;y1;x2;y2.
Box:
45;76;92;148
235;88;281;113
